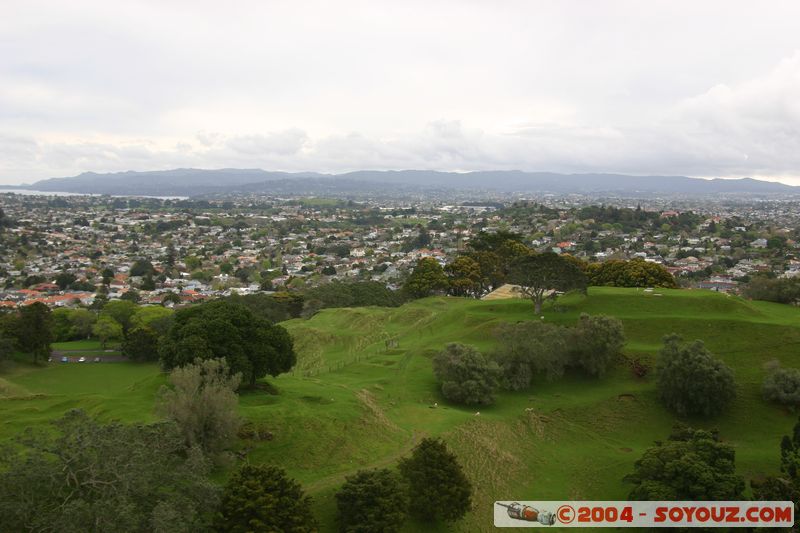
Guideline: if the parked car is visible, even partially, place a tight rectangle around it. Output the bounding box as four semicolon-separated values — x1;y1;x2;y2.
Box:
60;356;68;363
93;357;101;363
78;356;86;363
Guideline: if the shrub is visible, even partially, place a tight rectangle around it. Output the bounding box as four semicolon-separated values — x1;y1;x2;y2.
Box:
492;321;569;389
569;313;625;377
656;334;736;417
763;360;800;408
433;343;500;405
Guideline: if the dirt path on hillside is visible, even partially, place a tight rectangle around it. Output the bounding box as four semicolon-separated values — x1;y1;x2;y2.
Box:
305;429;423;494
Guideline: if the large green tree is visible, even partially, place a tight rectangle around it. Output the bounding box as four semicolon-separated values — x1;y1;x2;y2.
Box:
122;326;160;362
445;256;485;298
398;438;472;523
159;300;296;387
0;409;218;532
626;425;745;500
508;253;588;314
335;469;409;533
215;464;317;533
403;258;449;299
656;334;736;417
433;343;500;405
16;302;54;363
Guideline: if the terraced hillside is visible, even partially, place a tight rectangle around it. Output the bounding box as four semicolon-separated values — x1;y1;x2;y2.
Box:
2;287;799;531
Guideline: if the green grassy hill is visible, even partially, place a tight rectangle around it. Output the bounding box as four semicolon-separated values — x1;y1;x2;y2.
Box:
2;287;799;531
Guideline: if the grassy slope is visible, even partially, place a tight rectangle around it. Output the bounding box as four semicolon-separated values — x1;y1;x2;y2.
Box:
2;287;799;531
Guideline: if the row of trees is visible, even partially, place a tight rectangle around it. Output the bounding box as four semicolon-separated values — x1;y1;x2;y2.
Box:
431;324;739;420
743;276;800;305
432;314;626;405
403;231;676;312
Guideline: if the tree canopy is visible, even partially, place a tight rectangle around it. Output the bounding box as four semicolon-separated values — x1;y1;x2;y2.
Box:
626;425;745;500
0;409;218;532
403;257;449;299
215;464;317;533
335;469;409;533
656;334;736;417
585;258;676;288
508;252;588;314
159;299;296;387
398;438;472;523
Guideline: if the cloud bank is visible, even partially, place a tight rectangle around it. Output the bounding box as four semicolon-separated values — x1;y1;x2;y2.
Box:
2;1;800;184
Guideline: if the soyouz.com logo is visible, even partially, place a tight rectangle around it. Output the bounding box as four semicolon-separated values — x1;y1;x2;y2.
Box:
494;501;794;528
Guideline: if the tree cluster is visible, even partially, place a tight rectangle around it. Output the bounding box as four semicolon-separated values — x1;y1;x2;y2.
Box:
492;314;625;391
585;258;677;288
743;276;800;305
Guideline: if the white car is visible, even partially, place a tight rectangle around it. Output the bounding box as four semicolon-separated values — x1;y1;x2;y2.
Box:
78;356;86;363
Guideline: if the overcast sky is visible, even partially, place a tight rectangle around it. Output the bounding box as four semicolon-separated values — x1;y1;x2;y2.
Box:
2;0;800;185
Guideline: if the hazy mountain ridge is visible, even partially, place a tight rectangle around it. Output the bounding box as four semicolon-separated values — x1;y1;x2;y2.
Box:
22;168;798;196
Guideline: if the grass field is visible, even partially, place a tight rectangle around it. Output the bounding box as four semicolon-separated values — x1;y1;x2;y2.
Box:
2;287;799;531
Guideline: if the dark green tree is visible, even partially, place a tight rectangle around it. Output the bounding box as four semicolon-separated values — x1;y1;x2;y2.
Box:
55;271;77;290
656;334;736;417
335;469;409;533
433;343;500;405
215;464;317;533
626;425;745;500
403;258;448;299
508;253;588;314
398;438;472;522
16;302;54;363
569;314;625;377
122;327;160;362
130;259;156;277
159;300;296;387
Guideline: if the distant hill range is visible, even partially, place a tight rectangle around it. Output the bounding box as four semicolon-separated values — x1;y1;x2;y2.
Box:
18;168;799;197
